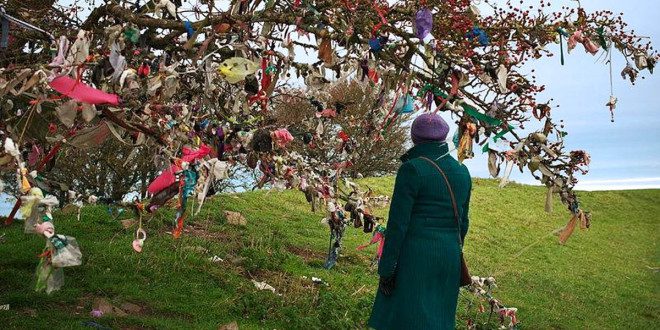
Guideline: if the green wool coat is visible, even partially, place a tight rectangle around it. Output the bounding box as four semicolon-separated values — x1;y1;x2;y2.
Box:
369;142;472;330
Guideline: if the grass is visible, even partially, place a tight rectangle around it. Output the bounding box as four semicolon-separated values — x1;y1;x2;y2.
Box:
0;177;658;329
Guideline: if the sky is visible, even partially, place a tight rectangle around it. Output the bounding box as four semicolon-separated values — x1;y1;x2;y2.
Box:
452;0;660;191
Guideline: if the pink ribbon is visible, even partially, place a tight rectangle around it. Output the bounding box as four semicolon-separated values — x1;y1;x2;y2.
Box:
147;144;211;194
356;231;385;258
181;144;211;162
49;76;120;105
272;129;294;148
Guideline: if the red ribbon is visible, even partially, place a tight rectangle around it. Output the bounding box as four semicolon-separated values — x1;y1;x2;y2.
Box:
342;0;358;11
260;57;271;91
248;57;272;111
371;0;389;36
172;213;186;239
338;130;350;142
172;173;186;239
379;86;402;130
37;249;52;259
434;72;459;113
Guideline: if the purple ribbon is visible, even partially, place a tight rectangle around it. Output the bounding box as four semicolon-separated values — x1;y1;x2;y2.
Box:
415;8;433;40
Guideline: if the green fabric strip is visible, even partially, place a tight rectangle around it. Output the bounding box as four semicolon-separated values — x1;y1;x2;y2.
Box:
415;84;512;152
463;104;502;126
481;125;514;153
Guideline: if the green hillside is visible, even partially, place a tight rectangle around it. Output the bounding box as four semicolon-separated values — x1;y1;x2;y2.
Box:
1;178;658;329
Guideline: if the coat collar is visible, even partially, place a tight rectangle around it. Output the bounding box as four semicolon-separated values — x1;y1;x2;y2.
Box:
400;141;450;162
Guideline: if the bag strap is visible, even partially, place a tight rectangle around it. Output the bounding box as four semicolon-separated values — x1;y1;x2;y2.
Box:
419;157;463;248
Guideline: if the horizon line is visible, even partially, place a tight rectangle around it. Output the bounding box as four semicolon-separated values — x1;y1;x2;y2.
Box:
474;176;660;191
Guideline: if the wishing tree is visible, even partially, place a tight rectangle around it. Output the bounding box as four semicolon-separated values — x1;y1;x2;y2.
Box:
0;0;656;298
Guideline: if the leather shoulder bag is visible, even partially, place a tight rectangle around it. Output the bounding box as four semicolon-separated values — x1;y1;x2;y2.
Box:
419;157;472;287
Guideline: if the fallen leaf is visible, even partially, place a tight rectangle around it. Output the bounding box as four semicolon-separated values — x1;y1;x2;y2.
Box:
92;298;126;317
225;211;247;226
93;298;114;315
60;204;79;215
120;302;143;314
218;321;239;330
120;219;136;229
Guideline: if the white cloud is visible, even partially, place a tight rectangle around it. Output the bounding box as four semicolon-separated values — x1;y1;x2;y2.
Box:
575;177;660;191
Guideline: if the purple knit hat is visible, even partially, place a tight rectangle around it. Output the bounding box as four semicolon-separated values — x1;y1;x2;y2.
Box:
411;113;449;145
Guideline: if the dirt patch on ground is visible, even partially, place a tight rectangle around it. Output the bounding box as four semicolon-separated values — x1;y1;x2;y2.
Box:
286;245;325;262
154;217;241;242
187;222;237;242
82;295;155;318
70;294;195;326
339;252;374;266
152;218;238;245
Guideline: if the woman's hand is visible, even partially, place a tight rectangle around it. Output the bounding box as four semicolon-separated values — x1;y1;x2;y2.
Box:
378;275;396;296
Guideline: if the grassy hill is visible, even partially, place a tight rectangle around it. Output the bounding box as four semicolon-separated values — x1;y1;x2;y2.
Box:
1;178;658;329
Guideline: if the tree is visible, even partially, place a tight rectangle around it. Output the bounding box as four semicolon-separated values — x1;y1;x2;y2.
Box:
0;0;656;244
272;80;409;178
44;139;156;202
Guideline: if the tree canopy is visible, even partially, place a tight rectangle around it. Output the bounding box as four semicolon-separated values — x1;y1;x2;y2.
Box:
0;0;656;244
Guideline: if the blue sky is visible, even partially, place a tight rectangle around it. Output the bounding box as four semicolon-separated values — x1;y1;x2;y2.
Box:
450;0;660;190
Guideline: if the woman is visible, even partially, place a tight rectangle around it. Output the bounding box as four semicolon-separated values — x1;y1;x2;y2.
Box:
369;113;472;330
